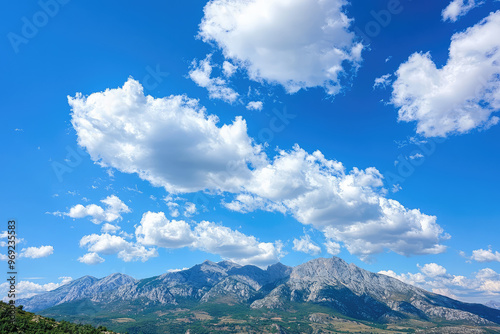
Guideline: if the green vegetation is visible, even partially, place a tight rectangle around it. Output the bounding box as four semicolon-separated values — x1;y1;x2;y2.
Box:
37;299;427;333
30;299;500;334
0;301;117;334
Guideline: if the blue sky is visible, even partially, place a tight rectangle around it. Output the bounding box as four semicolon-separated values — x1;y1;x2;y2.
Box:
1;0;500;304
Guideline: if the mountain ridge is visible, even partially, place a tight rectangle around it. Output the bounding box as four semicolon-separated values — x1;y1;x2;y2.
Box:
19;256;500;328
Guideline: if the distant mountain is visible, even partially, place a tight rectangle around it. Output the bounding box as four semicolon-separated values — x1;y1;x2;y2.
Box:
19;273;136;311
19;257;500;332
487;301;500;310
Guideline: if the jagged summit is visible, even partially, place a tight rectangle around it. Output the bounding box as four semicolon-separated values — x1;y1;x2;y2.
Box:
216;260;242;270
77;275;99;281
268;261;288;269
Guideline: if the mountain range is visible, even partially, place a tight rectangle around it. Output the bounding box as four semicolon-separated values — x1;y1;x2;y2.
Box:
19;257;500;333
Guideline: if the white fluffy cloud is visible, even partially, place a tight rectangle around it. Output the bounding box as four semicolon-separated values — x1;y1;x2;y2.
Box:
101;223;121;234
222;61;237;77
198;0;363;95
419;263;447;277
80;233;158;262
193;221;284;267
53;195;130;224
70;79;447;260
1;277;72;301
69;78;264;194
292;234;321;255
78;252;105;265
324;239;341;255
20;246;54;259
471;248;500;262
246;101;263;111
222;193;287;214
0;232;8;248
391;10;500;137
229;146;447;260
135;211;284;267
380;264;500;303
0;231;24;250
184;202;197;217
373;74;392;89
80;233;130;254
442;0;482;22
164;198;181;217
379;270;427;286
135;212;195;248
476;269;500;293
189;55;239;103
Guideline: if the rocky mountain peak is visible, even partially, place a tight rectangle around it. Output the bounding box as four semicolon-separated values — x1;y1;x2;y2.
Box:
75;275;98;282
95;273;136;288
198;260;226;272
291;256;350;280
217;260;242;270
266;262;292;281
267;262;287;270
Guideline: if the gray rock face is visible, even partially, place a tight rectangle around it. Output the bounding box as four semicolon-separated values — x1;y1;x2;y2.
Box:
19;275;99;311
250;258;500;325
18;257;500;326
18;274;136;311
200;276;257;303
